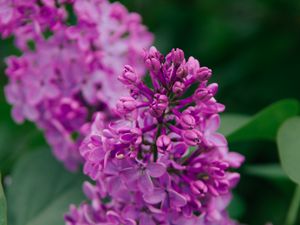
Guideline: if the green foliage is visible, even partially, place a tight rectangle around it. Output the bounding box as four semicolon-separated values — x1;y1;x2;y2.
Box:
277;117;300;225
0;174;7;225
0;123;45;176
6;149;85;225
219;114;250;137
220;100;300;224
227;99;299;142
277;117;300;185
245;164;288;180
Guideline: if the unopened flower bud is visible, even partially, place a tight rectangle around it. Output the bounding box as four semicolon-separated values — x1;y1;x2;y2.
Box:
182;129;202;146
148;46;159;57
207;83;218;96
190;180;208;195
195;66;212;81
194;83;218;102
194;88;211;101
176;65;188;79
150;94;168;117
116;96;137;114
172;81;185;96
156;135;172;152
180;114;196;129
145;57;161;72
118;65;139;85
173;48;184;65
144;46;161;72
166;48;184;65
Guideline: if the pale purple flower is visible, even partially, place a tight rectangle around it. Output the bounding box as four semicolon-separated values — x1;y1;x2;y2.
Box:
1;0;153;170
121;162;166;194
69;47;244;224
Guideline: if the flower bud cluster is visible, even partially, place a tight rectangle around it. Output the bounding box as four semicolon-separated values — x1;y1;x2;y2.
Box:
66;47;244;224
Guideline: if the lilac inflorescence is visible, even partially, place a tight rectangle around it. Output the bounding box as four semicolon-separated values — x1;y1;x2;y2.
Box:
65;47;244;224
1;0;153;170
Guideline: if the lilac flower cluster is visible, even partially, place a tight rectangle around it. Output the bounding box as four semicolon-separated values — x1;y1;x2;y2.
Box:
0;0;68;50
1;0;153;170
65;47;244;224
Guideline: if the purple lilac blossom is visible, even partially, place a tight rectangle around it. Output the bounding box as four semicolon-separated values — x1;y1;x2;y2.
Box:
1;0;153;170
65;47;244;224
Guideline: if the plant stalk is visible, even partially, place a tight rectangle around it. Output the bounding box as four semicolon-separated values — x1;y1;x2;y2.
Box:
285;185;300;225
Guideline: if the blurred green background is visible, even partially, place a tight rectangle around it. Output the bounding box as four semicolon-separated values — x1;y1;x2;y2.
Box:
1;0;300;224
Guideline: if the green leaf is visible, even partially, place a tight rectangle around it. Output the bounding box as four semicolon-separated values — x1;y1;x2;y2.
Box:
0;174;7;225
277;117;300;185
227;99;299;142
0;124;45;175
245;164;288;180
7;149;86;225
219;114;250;137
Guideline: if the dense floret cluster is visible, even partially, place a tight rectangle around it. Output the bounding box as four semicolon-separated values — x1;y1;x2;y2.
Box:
65;47;244;224
1;0;153;170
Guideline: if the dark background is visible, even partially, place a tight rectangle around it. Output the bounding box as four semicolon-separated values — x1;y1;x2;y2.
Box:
1;0;300;224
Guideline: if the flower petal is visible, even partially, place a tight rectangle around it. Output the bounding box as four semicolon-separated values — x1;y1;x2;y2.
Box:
138;172;154;194
168;189;187;208
140;213;156;225
121;167;139;183
206;114;220;132
106;210;121;223
207;133;227;147
147;162;166;178
143;188;165;204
